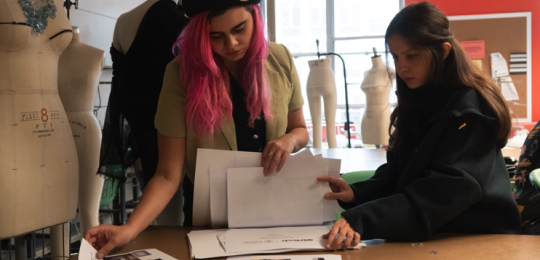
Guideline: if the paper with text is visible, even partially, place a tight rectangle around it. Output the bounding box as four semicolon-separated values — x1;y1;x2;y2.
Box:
228;254;342;260
224;225;331;253
500;76;519;101
491;52;509;78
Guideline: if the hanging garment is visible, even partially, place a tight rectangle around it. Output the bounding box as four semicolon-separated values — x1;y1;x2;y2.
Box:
99;0;187;186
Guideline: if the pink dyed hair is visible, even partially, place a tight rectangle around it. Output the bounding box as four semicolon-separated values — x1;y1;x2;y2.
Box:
173;4;272;139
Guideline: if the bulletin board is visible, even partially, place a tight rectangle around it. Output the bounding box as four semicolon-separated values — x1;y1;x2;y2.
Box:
448;12;532;122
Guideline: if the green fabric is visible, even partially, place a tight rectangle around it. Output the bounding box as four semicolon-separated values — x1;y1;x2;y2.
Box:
336;170;376;220
531;169;540;192
341;170;376;184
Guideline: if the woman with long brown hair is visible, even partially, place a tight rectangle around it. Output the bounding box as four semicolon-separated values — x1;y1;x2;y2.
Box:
318;2;520;249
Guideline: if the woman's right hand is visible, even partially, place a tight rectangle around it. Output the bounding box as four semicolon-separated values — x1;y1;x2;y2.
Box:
84;224;138;259
316;176;355;203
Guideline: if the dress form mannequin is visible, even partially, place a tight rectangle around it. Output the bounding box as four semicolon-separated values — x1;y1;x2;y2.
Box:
360;54;395;146
306;58;337;148
58;26;105;233
110;0;183;225
0;0;78;247
50;28;104;259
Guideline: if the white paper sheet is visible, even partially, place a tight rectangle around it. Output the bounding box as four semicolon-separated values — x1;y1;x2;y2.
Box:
210;154;265;228
500;76;519;101
79;239;98;260
209;166;230;228
187;229;228;259
228;254;342;260
193;149;261;226
196;149;342;227
224;225;331;253
227;162;325;228
188;229;340;259
322;158;341;221
491;52;509;78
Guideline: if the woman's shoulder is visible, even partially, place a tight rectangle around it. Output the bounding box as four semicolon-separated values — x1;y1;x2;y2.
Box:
445;87;493;117
166;57;181;70
266;42;293;72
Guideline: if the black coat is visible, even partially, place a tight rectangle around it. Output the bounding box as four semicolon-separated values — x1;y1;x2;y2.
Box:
340;87;521;241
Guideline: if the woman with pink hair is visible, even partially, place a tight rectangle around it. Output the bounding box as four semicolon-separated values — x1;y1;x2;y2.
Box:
85;0;308;257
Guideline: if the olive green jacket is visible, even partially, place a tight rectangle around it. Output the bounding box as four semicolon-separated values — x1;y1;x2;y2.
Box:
155;42;304;181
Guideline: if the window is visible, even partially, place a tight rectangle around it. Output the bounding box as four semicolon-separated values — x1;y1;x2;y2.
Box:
269;0;402;146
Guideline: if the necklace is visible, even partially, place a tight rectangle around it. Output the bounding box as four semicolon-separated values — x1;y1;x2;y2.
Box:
18;0;57;34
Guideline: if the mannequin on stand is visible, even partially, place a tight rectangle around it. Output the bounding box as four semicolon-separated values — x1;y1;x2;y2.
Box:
58;26;105;233
0;0;78;258
306;58;337;148
106;0;185;225
360;50;395;146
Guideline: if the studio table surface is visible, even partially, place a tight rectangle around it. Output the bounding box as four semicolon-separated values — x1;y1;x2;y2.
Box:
83;225;539;260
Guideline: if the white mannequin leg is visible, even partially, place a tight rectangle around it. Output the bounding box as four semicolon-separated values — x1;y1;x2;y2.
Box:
307;58;338;149
78;173;104;232
323;90;337;148
307;94;322;148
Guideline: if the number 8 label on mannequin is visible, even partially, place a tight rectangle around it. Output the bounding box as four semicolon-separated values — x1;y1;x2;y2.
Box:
21;107;60;138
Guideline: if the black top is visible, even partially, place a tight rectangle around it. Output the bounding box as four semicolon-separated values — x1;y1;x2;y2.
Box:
229;74;266;152
112;0;186;112
99;0;186;173
340;86;521;241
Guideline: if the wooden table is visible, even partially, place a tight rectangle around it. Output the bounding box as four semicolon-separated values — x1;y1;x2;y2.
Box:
104;226;540;260
310;148;386;173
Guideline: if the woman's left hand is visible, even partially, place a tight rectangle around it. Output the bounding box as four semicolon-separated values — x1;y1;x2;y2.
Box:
261;134;296;176
323;218;361;250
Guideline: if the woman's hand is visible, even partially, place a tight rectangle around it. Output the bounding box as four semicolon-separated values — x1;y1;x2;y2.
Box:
261;134;296;176
323;218;361;250
84;224;138;259
317;176;355;203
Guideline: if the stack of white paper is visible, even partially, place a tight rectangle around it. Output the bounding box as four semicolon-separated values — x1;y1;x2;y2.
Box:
193;149;342;228
187;225;365;259
188;149;351;259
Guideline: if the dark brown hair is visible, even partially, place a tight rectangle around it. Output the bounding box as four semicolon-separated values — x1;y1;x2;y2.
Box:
385;2;511;150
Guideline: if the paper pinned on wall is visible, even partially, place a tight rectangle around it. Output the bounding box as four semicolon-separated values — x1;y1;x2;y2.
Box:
471;59;483;70
499;76;519;101
461;40;485;59
491;52;509;78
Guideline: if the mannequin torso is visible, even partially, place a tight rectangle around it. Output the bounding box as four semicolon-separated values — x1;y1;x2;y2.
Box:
58;26;105;233
0;0;79;239
360;56;394;145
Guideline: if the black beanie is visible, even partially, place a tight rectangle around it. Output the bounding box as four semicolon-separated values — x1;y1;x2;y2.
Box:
183;0;261;18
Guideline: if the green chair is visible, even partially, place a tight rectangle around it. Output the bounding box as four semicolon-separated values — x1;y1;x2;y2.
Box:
530;169;540;193
335;170;376;220
341;170;376;184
